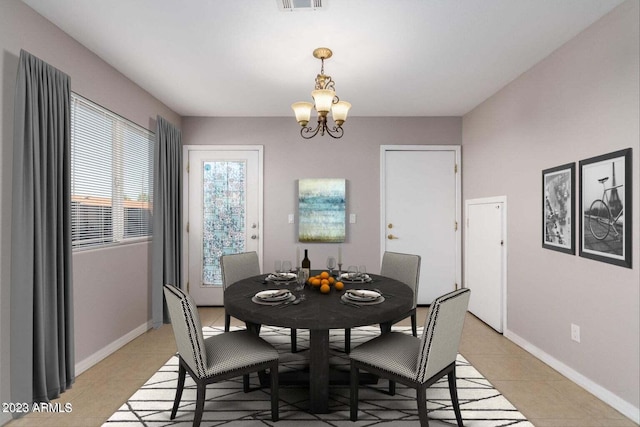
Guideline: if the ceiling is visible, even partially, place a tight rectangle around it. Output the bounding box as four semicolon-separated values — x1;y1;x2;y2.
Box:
22;0;625;118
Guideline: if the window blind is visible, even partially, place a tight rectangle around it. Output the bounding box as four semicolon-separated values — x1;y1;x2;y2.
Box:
70;93;154;249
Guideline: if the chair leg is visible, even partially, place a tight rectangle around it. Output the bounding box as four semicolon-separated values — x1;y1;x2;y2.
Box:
243;374;250;392
291;328;297;353
171;363;186;419
344;328;351;353
270;363;279;421
194;381;206;427
448;368;464;427
411;313;417;337
224;313;231;332
417;385;430;427
350;363;359;421
389;380;396;396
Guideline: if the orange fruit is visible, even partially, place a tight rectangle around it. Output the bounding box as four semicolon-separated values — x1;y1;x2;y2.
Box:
328;277;336;284
334;281;344;291
321;279;329;286
320;271;330;279
320;284;330;293
311;278;321;287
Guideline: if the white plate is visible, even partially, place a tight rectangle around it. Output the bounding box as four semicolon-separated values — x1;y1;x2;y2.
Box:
255;289;291;301
341;294;385;306
266;273;297;282
252;294;296;305
345;289;380;301
339;273;372;283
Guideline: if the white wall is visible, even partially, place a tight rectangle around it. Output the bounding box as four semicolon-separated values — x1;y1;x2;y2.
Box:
0;2;181;422
182;116;462;273
462;0;639;420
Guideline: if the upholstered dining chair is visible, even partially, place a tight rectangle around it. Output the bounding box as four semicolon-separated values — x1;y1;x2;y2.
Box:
163;284;279;426
220;251;299;352
220;251;261;332
344;251;421;353
380;251;422;335
349;288;470;427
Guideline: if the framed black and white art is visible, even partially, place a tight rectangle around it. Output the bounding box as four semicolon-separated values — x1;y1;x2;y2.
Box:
579;148;632;268
542;163;575;254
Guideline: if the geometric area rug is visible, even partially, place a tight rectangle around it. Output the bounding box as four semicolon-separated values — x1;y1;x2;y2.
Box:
104;326;533;427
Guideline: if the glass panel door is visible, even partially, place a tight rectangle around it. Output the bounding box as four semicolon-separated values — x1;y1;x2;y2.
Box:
187;147;262;305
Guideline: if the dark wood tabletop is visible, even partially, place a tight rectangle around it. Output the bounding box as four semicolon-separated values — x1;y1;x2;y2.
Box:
224;271;413;413
224;271;413;330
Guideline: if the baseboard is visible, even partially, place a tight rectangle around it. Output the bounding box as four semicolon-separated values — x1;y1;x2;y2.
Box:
75;321;152;376
504;328;639;424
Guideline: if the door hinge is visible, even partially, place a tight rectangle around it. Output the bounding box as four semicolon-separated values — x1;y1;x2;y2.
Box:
186;162;189;173
186;222;189;233
454;163;458;173
454;221;458;231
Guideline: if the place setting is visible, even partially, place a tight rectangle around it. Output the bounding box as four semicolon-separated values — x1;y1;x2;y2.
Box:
338;265;372;284
264;260;297;283
251;289;296;305
341;288;385;307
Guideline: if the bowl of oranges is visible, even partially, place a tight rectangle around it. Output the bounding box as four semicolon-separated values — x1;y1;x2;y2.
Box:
309;271;344;294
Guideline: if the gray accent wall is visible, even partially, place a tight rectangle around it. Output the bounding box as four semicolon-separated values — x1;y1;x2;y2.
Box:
462;0;639;416
0;1;180;422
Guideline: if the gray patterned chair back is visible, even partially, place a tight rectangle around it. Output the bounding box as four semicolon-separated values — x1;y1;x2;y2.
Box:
380;251;421;308
163;284;208;379
220;251;261;291
416;288;470;383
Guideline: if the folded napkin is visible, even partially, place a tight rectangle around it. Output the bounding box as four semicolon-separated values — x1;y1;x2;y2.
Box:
340;273;372;283
266;272;296;282
345;289;380;301
255;289;291;301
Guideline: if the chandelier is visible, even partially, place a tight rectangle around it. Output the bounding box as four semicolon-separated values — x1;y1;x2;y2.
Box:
291;47;351;139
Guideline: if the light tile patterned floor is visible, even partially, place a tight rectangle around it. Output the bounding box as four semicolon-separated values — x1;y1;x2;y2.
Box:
5;308;637;427
105;326;532;426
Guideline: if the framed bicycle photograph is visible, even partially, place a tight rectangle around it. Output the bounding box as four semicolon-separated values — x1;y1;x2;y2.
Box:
579;148;632;268
543;163;575;254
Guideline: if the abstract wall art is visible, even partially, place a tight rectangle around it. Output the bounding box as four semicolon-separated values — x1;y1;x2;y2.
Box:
298;178;346;243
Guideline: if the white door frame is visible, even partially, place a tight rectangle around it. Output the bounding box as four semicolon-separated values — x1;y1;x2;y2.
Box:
380;145;462;292
182;145;264;294
464;196;508;333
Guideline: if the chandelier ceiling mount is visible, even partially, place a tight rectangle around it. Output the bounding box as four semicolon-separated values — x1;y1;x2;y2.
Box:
292;47;351;139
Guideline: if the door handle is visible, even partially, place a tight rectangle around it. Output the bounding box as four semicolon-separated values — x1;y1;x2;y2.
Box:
251;235;257;240
387;234;399;240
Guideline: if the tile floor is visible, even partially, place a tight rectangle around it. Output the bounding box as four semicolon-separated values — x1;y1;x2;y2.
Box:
5;307;638;427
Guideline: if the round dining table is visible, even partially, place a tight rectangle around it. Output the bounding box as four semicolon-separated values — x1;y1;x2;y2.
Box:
224;271;413;413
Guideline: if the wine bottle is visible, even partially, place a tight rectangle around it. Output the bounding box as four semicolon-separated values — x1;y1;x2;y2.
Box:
301;249;311;277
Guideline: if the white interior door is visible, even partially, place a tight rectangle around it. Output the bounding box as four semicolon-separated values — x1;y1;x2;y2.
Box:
381;146;461;304
184;146;263;306
464;197;507;333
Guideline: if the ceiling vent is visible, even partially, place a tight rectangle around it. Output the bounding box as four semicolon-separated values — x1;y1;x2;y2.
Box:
277;0;324;12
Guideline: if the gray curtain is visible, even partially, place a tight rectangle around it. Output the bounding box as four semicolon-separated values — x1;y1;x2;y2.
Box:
10;50;74;406
152;116;182;327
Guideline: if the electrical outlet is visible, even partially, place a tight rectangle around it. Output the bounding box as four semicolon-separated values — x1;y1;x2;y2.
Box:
350;214;356;223
288;214;294;224
571;323;581;343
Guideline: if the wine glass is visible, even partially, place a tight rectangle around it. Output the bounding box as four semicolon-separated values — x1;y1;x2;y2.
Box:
282;260;292;273
274;260;282;274
359;265;367;278
326;256;336;276
295;269;308;291
347;265;358;280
